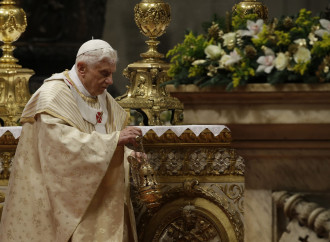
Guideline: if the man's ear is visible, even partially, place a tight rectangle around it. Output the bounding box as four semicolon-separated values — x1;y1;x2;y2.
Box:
76;62;87;75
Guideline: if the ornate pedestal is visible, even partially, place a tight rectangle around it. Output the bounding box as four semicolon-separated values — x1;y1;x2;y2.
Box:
133;125;245;241
0;125;245;241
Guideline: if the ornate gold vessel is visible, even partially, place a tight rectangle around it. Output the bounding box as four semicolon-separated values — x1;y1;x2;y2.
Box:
128;136;162;209
116;0;183;126
129;155;162;208
233;0;268;21
0;0;27;68
0;0;34;126
134;0;171;61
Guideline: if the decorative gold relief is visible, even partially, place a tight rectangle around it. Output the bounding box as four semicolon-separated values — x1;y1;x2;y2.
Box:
0;0;34;126
0;151;14;180
131;137;245;241
146;147;244;177
233;0;268;21
116;0;183;125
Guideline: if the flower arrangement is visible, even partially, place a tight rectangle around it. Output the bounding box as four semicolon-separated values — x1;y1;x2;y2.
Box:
166;8;330;90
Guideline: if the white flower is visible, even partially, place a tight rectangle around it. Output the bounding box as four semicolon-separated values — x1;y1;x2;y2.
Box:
239;19;264;38
315;19;330;38
219;55;231;68
219;49;242;68
256;47;275;73
294;38;307;47
204;44;223;59
192;59;206;65
274;52;289;71
308;32;318;45
222;32;236;49
294;46;311;63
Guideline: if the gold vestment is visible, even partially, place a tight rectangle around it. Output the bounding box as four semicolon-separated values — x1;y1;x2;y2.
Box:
0;75;137;242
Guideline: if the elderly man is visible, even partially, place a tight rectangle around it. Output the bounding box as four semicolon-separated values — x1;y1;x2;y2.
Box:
0;39;141;242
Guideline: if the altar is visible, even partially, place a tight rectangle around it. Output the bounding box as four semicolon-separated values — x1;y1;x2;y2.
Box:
0;125;245;241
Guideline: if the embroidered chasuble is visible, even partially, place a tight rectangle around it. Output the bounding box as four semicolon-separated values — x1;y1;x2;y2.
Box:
0;70;137;242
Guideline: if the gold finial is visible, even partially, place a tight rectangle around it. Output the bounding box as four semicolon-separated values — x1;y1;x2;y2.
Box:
134;0;171;61
233;0;269;21
0;0;27;68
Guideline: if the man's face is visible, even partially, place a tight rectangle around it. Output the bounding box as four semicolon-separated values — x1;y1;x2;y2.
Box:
78;59;116;96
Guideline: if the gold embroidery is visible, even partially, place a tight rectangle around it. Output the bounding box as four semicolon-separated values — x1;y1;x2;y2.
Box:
63;70;98;104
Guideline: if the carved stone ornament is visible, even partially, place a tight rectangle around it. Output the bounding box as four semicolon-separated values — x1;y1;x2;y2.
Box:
273;191;330;241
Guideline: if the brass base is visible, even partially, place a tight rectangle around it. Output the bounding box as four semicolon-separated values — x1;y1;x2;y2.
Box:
0;67;34;126
116;61;183;126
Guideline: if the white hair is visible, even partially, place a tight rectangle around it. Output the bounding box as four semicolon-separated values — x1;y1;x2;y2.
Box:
75;48;118;66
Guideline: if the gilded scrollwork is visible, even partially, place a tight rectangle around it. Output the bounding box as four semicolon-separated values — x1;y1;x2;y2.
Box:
135;179;244;242
212;184;244;214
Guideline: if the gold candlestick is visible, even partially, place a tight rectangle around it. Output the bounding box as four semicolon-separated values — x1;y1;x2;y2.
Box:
0;0;34;126
116;0;183;126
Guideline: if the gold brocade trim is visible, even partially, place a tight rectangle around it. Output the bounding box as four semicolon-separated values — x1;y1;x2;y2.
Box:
21;109;83;132
20;117;35;123
63;70;98;104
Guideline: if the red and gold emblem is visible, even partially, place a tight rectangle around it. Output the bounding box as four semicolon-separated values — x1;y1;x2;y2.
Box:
96;112;103;123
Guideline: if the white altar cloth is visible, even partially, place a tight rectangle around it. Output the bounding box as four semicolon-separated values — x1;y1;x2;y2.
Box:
0;125;229;139
0;126;22;139
137;125;229;137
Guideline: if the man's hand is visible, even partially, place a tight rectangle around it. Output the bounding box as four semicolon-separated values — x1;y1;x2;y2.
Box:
118;126;142;146
129;151;147;163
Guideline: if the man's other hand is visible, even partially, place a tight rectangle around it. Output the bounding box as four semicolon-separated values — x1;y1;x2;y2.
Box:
129;151;147;163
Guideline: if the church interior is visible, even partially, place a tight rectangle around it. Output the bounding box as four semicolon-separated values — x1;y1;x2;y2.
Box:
0;0;330;241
